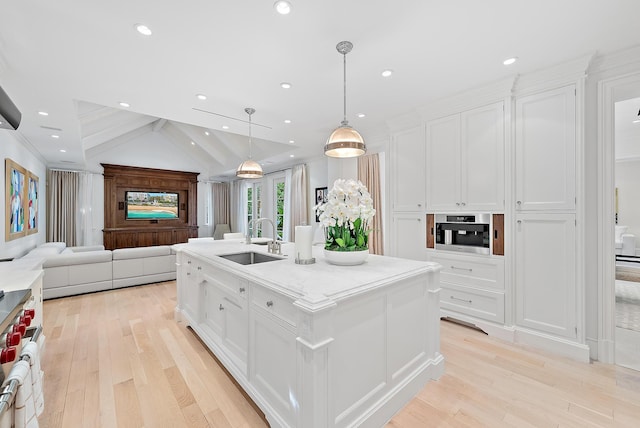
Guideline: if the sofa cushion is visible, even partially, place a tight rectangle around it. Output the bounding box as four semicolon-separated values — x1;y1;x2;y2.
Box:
42;250;113;268
23;246;67;258
112;246;171;260
68;245;106;253
38;242;67;251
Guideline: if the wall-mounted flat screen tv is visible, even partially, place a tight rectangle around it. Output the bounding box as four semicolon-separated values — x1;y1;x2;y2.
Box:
125;191;179;220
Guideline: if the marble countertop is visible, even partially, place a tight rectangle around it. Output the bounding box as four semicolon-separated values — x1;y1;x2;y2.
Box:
175;239;441;309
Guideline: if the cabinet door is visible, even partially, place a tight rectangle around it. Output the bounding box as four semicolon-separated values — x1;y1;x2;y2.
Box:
515;86;576;211
461;102;505;211
515;213;576;339
426;114;460;211
390;213;426;260
180;254;201;322
203;280;225;338
221;293;248;368
250;308;297;427
390;127;425;212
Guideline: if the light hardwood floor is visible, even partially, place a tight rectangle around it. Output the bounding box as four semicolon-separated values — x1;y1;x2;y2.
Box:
39;281;640;427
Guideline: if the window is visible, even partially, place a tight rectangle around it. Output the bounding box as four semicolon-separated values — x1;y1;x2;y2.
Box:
247;183;263;237
274;178;286;240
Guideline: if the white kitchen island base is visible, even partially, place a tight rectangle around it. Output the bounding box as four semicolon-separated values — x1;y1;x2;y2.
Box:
175;241;443;428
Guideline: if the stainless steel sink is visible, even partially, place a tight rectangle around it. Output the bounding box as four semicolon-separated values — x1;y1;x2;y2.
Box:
251;241;269;246
218;251;283;265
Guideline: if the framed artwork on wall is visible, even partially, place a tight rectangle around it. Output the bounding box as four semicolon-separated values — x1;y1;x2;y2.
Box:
5;158;27;241
315;186;328;222
26;171;39;235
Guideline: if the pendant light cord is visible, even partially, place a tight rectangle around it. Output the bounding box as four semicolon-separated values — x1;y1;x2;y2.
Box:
343;52;347;125
248;112;253;159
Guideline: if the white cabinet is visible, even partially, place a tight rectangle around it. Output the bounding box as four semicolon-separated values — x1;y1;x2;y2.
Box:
390;127;425;212
178;252;202;323
250;290;297;427
514;213;576;339
390;213;426;261
202;271;249;372
427;102;505;212
428;252;505;324
515;85;576;211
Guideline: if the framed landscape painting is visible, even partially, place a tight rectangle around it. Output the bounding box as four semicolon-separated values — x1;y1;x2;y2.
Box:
5;158;27;241
26;171;39;235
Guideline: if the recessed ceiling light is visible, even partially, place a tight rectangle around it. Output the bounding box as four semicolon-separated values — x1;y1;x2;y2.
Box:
119;102;130;108
196;94;207;100
381;69;393;78
274;0;291;15
59;149;66;153
190;141;195;145
280;82;292;89
51;134;60;139
204;131;210;136
222;125;229;130
289;140;295;144
357;113;366;118
134;24;152;36
284;119;291;124
289;154;294;158
503;57;518;65
38;111;49;116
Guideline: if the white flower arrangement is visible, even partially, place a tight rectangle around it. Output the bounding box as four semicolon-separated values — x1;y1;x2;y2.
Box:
315;179;376;251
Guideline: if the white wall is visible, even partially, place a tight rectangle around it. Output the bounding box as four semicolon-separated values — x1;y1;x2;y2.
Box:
0;130;46;259
615;159;640;250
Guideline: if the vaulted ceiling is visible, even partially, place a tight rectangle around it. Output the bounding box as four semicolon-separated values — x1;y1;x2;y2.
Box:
1;1;639;180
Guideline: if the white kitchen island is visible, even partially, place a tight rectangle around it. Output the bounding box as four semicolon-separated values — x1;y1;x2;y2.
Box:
174;240;443;428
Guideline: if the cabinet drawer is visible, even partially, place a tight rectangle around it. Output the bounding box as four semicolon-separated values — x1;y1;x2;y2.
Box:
203;269;247;298
430;253;504;291
440;284;504;324
251;286;297;327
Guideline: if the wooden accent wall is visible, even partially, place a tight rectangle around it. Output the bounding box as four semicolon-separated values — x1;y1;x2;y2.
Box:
426;214;435;248
102;164;199;250
492;214;504;256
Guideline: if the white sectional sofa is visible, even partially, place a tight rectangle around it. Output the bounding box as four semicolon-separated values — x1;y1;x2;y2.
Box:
18;242;177;299
112;246;176;288
43;249;113;299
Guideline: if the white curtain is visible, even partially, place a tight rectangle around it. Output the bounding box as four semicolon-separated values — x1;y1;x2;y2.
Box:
282;169;292;242
288;164;308;241
212;182;230;227
358;154;384;255
230;180;248;234
47;170;79;245
77;172;95;246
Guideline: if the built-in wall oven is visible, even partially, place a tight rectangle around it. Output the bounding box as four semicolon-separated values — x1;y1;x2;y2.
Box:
434;213;491;255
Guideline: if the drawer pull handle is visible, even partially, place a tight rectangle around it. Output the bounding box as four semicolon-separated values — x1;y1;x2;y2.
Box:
187;260;192;264
219;304;225;311
451;266;473;272
187;272;190;276
197;266;202;270
450;296;472;304
239;287;246;293
266;300;274;308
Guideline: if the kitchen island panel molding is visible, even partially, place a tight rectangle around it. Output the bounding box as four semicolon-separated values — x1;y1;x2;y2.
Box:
175;241;443;428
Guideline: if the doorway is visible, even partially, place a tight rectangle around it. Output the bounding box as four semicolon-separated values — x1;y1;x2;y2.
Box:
614;97;640;371
598;70;640;367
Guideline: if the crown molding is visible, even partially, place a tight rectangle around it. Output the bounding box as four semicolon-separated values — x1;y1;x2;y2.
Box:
589;44;640;79
385;110;421;134
512;53;594;96
418;77;515;121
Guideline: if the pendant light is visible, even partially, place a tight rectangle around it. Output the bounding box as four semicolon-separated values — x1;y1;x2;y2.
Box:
236;107;263;178
324;41;366;158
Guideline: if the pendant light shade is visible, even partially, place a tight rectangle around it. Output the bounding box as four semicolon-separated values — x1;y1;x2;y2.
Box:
325;41;366;158
236;107;263;179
